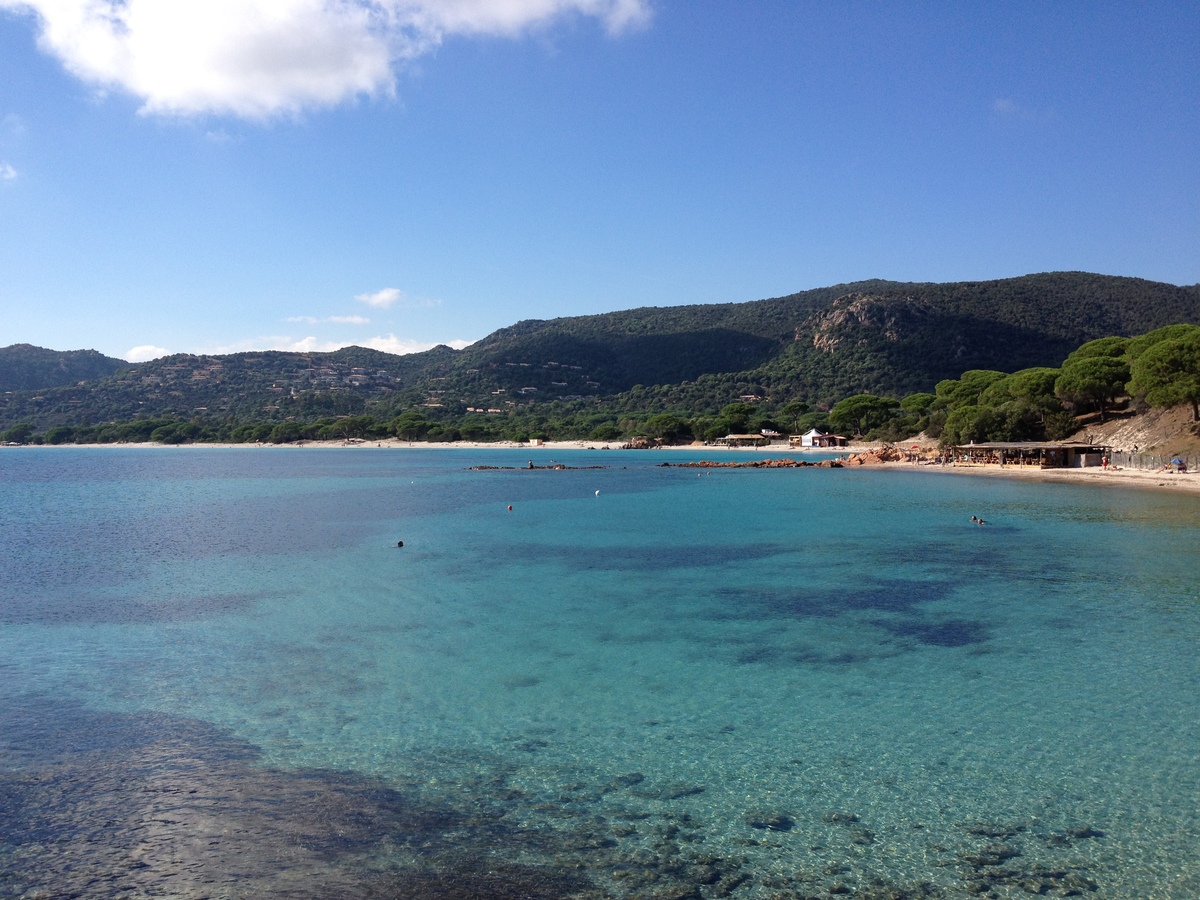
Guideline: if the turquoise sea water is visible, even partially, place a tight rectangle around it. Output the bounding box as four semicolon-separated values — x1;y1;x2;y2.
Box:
1;447;1198;898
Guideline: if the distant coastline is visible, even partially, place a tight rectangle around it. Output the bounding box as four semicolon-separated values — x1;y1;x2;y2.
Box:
9;438;1199;496
880;458;1200;496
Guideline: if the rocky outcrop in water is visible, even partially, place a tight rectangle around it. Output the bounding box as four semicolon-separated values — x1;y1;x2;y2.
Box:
841;446;905;465
659;459;843;469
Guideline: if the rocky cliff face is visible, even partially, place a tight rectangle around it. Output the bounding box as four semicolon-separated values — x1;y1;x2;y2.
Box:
805;294;935;353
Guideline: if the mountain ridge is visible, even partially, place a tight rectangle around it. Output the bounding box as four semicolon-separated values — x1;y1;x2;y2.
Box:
0;343;130;392
3;272;1198;431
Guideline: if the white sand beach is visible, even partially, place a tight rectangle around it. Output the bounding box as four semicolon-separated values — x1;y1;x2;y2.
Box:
883;458;1200;495
13;438;1199;495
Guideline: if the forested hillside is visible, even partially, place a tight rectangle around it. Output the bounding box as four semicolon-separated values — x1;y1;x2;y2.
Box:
0;344;129;391
2;272;1198;442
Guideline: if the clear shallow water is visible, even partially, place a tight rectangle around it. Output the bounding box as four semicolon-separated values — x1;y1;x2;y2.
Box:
1;447;1198;899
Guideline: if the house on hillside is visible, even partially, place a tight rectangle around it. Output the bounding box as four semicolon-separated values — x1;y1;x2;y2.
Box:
791;429;848;448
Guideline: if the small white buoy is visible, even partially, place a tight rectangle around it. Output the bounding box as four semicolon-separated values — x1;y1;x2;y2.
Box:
595;490;600;496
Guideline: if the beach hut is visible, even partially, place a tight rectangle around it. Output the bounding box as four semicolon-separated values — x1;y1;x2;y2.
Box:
791;429;849;448
952;440;1109;468
717;433;771;447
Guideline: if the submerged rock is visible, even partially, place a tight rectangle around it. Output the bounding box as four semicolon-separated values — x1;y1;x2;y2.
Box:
744;811;795;831
632;782;706;801
961;843;1021;866
602;772;646;794
823;811;861;825
851;827;876;845
964;820;1026;839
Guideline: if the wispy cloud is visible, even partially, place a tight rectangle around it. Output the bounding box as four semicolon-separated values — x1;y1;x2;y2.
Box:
286;314;370;325
355;286;442;309
0;0;652;119
205;335;348;354
204;333;474;356
992;97;1055;124
355;287;403;308
127;344;170;362
363;333;473;354
0;162;15;181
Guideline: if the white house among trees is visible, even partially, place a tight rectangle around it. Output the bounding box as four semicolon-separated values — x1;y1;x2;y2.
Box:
792;428;848;448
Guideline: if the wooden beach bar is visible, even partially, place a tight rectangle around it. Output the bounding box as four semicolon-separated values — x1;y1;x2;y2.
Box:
951;440;1109;468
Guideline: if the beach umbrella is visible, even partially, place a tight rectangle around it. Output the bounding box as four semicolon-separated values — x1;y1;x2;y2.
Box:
1171;457;1184;465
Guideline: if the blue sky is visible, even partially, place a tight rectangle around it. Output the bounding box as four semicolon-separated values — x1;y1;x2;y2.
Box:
0;1;1196;362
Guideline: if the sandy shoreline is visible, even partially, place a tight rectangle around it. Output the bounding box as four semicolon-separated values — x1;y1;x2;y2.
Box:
8;439;1198;496
7;441;844;458
875;458;1200;495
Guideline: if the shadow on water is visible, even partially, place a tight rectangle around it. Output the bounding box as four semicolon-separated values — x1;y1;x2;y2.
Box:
0;698;591;899
727;578;956;620
0;697;1117;899
0;589;277;627
877;618;990;647
506;541;790;572
711;577;992;666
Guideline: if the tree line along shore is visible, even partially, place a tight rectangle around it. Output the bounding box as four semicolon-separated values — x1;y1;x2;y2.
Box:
3;324;1198;452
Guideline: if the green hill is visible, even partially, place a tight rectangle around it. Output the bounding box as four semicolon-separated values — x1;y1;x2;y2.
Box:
0;344;130;392
2;272;1197;433
447;272;1200;411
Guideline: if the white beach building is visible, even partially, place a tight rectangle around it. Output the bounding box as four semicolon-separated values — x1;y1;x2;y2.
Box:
791;428;849;448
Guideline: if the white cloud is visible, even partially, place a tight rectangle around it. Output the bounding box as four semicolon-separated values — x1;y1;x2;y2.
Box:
0;0;652;119
204;332;474;355
992;97;1055;124
403;0;650;37
127;343;170;361
362;333;473;353
282;335;348;352
285;314;370;324
205;334;347;353
355;286;443;308
355;286;403;308
0;162;15;181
